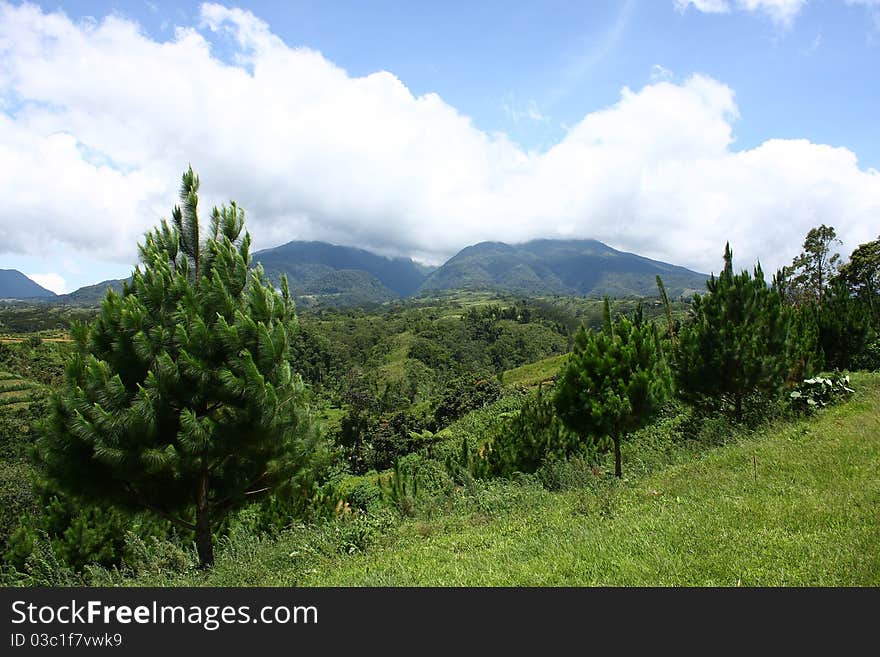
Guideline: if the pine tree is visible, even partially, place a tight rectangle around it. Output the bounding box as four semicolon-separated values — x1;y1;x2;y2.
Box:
554;299;672;477
37;167;323;567
676;244;790;421
815;279;872;371
782;300;823;383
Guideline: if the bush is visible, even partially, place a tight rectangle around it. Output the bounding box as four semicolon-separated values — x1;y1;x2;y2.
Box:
537;456;600;491
789;375;855;413
432;375;503;430
852;336;880;371
342;480;384;512
484;386;591;477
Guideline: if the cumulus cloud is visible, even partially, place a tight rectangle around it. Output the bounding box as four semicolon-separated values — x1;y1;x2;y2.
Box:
27;272;66;294
0;2;878;279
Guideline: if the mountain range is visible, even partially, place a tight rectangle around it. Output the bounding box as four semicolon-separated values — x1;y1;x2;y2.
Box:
0;239;708;306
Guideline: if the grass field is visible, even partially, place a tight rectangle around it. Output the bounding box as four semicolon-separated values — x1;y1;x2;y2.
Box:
502;353;569;388
115;372;880;587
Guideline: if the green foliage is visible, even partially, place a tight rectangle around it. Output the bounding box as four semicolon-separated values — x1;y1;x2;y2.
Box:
3;488;170;575
676;244;790;421
0;459;37;554
555;299;672;476
789;375;854;413
432;375;503;429
815;281;872;371
36;167;325;568
379;461;420;516
781;224;842;305
838;235;880;325
784;301;823;383
483;385;587;477
501;353;568;388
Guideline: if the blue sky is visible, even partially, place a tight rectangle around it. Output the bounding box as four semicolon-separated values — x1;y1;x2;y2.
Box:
62;0;880;161
1;0;879;293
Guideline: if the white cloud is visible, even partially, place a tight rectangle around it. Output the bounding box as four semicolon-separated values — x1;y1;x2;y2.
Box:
676;0;815;25
679;0;880;26
0;2;878;279
675;0;731;14
650;64;675;81
27;272;66;294
737;0;807;25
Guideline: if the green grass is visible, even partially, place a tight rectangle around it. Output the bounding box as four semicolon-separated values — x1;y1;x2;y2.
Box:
377;331;416;382
502;353;569;388
114;373;880;587
300;375;879;586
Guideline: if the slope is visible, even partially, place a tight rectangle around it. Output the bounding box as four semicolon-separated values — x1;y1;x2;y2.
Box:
421;239;707;298
0;270;56;299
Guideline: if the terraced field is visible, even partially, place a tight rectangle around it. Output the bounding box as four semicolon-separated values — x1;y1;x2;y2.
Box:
0;371;43;411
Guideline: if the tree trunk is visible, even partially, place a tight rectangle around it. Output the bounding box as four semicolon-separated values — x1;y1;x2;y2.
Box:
195;470;213;568
613;432;622;478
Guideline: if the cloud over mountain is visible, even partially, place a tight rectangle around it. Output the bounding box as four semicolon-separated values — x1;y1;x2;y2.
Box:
0;1;877;277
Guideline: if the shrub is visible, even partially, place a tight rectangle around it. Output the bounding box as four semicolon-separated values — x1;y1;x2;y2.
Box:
789;375;854;413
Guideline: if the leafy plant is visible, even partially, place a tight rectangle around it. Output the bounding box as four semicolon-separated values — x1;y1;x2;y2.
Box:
789;375;854;413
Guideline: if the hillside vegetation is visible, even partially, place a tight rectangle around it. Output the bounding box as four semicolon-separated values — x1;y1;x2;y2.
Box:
1;170;877;586
106;372;879;586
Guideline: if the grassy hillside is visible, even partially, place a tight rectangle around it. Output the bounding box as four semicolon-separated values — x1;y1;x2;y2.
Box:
110;373;880;587
502;353;569;388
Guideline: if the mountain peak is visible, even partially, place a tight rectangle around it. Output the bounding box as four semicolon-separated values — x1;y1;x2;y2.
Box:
0;269;57;299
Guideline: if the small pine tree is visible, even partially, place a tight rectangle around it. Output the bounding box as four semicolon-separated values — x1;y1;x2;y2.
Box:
37;167;323;567
677;244;790;421
554;299;672;477
486;384;580;477
782;300;823;383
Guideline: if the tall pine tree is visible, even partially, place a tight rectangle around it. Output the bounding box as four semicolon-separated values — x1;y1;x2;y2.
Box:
38;167;323;567
676;244;790;421
554;300;671;477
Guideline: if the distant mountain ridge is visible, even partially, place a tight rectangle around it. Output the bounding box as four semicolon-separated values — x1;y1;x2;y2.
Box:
251;240;432;305
28;238;708;307
0;269;56;299
421;239;707;298
57;278;127;305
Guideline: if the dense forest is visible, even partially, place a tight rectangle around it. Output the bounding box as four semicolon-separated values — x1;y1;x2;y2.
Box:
1;168;877;584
